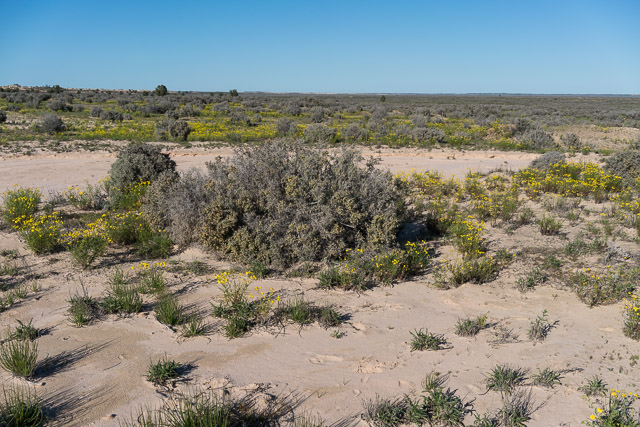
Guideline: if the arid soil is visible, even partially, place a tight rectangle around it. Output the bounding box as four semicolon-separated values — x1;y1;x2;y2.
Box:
0;144;633;426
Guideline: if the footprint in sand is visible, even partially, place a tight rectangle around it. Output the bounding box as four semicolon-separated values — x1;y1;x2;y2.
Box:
308;354;344;364
353;356;397;373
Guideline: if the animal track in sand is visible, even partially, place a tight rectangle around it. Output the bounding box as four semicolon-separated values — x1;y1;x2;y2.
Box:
352;356;398;373
308;354;344;364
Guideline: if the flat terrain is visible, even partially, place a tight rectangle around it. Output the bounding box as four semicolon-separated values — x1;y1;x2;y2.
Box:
1;142;637;426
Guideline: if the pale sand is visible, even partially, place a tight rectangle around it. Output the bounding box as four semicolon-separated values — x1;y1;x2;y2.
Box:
0;145;628;426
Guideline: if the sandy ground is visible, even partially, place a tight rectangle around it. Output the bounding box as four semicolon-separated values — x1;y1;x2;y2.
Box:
0;144;631;426
0;146;545;196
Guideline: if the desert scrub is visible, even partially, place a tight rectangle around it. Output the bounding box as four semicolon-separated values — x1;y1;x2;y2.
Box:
137;263;167;294
67;288;101;327
364;373;472;426
211;272;276;338
0;386;46;426
448;217;486;258
434;255;501;288
320;242;430;290
531;368;562;388
515;268;546;293
102;280;143;315
66;234;108;269
571;266;640;306
196;142;403;269
409;328;449;351
9;320;39;341
121;388;293;427
274;297;344;328
455;314;488;337
0;338;38;378
147;357;182;386
108;142;176;199
15;213;62;255
155;293;185;329
623;293;640;340
538;214;562;235
585;389;640;426
1;186;41;225
528;310;552;342
485;365;528;395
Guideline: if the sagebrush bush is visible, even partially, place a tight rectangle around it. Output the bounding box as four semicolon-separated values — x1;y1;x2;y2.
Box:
520;128;555;150
38;114;64;134
144;169;211;247
195;142;403;268
605;150;640;185
529;151;565;171
155;119;191;141
108;143;176;194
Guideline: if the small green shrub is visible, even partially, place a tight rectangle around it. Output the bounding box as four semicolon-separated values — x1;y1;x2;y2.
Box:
147;357;182;386
1;187;41;225
67;235;107;269
485;365;528;395
155;294;184;329
139;267;166;294
9;320;38;341
572;266;639;307
0;339;38;378
409;328;449;351
538;214;562;235
579;376;607;397
67;287;100;327
515;268;546;292
527;310;552;342
102;281;143;315
497;389;535;426
455;314;488;337
16;213;62;255
181;315;208;338
155;119;191;141
529;151;565;171
0;386;46;426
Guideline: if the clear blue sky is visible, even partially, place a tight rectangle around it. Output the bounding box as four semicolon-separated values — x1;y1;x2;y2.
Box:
1;0;638;94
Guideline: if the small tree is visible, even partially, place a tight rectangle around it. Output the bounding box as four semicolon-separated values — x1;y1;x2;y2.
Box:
380;95;386;102
229;89;239;97
155;85;168;97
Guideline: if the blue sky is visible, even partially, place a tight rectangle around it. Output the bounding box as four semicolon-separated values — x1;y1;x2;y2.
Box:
1;0;638;94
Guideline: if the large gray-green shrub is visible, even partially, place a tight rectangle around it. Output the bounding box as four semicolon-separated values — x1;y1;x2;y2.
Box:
109;143;176;193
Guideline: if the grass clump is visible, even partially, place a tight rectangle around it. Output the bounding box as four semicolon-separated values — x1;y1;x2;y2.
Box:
538;214;562;235
409;328;449;351
527;310;552;342
147;357;182;387
155;293;185;329
515;268;546;292
67;234;107;269
275;297;345;329
579;376;607;397
9;320;38;341
531;367;562;388
497;389;535;426
181;314;208;338
364;372;473;426
0;339;38;378
0;386;46;426
455;314;488;337
102;279;143;315
122;389;292;426
485;365;528;395
67;287;100;327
